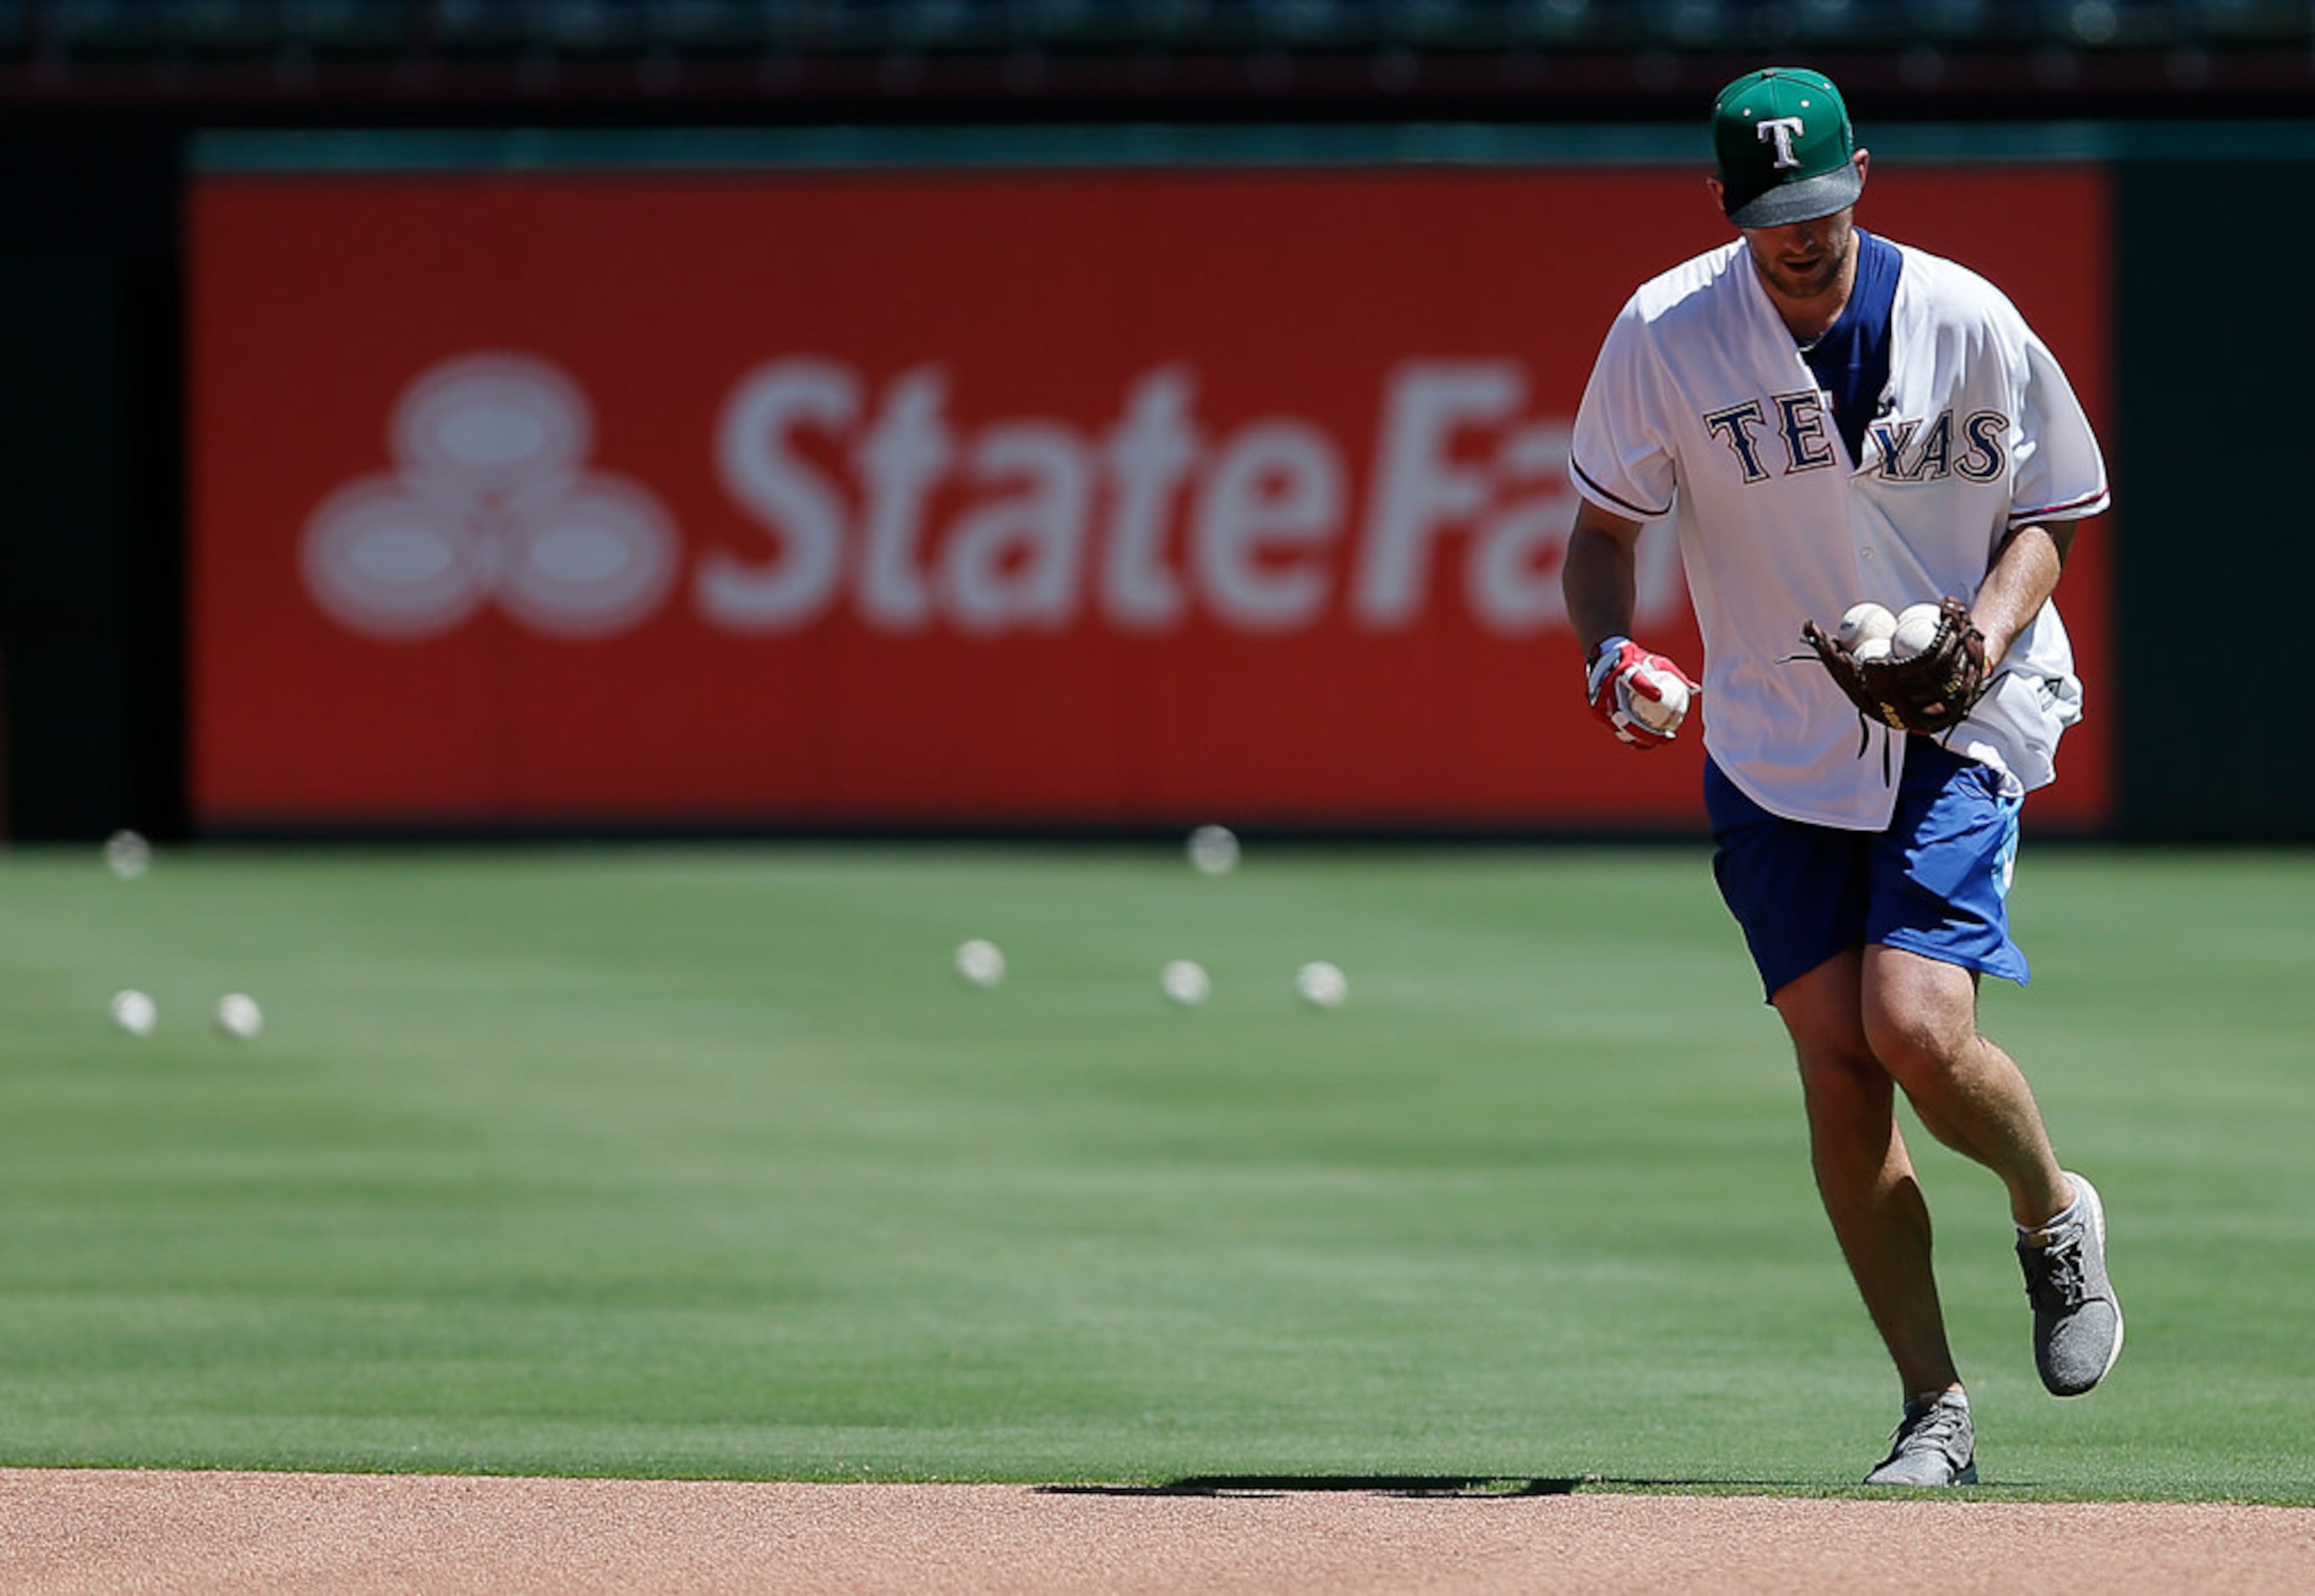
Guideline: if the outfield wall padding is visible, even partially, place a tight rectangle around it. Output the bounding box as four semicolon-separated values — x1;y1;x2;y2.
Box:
0;121;2301;840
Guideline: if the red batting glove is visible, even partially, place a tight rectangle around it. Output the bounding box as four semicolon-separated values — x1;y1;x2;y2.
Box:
1585;637;1701;750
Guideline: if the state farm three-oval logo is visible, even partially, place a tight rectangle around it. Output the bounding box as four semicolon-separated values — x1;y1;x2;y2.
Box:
303;348;1682;645
301;353;679;640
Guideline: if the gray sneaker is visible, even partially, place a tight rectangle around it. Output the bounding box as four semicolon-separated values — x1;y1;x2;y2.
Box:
1864;1391;1978;1486
2018;1170;2125;1397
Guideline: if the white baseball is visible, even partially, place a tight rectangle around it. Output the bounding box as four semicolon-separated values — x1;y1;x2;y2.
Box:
215;993;264;1039
109;989;156;1038
1160;959;1211;1007
1293;960;1348;1009
1853;637;1893;663
1836;602;1897;650
1889;604;1944;660
103;829;151;880
954;938;1006;988
1186;824;1240;876
1627;665;1690;733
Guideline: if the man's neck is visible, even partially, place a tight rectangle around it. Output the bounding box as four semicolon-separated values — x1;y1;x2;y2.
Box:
1760;238;1861;347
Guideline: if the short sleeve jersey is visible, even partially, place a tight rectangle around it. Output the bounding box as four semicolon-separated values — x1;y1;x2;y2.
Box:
1571;235;2108;830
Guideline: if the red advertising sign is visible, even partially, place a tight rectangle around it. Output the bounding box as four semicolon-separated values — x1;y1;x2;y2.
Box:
189;162;2113;829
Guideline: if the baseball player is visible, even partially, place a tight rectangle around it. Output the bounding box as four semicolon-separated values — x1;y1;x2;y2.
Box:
1560;67;2121;1486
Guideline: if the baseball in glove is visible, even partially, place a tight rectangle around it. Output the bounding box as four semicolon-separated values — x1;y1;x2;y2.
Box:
1801;596;1990;736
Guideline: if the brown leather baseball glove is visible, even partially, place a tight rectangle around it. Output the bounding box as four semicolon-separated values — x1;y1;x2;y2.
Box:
1801;596;1990;736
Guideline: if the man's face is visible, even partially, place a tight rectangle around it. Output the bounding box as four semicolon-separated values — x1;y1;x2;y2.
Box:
1738;206;1856;303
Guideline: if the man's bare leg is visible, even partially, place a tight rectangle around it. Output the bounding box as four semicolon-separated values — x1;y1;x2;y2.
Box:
1859;945;2073;1228
1773;948;1960;1397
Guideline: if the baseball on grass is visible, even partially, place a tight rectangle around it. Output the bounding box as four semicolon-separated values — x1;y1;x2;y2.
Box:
103;829;151;880
1627;666;1690;733
109;989;156;1038
1837;602;1898;650
1293;960;1349;1009
1186;824;1241;876
1160;959;1211;1007
1890;603;1944;660
953;938;1006;989
215;993;263;1039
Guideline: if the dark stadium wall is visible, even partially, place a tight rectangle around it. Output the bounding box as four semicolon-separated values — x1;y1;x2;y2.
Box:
0;118;184;843
2111;158;2314;841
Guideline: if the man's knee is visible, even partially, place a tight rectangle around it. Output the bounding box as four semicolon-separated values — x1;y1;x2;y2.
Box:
1860;949;1979;1089
1792;1032;1882;1095
1794;1056;1899;1161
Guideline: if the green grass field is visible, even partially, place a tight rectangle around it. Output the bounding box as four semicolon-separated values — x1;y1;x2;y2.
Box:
0;840;2309;1501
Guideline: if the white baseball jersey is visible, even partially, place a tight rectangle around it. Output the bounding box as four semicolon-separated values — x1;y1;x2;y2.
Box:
1571;235;2108;830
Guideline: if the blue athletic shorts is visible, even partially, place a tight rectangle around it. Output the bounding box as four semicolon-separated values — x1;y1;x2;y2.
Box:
1705;739;2029;1002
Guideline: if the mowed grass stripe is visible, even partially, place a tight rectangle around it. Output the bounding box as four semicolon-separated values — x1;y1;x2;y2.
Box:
0;844;2307;1498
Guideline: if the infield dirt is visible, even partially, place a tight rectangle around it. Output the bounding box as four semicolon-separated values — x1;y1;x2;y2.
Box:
1;1469;2310;1593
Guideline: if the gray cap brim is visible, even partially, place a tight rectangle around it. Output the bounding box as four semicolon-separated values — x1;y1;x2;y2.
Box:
1725;161;1863;229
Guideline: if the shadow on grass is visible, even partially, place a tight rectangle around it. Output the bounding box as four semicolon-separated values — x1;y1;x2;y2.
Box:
1041;1474;1821;1498
1043;1475;1583;1498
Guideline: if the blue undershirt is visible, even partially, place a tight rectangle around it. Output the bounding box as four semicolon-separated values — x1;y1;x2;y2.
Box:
1799;228;1903;470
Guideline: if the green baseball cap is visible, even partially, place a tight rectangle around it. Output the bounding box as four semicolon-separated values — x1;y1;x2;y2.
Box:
1712;67;1861;229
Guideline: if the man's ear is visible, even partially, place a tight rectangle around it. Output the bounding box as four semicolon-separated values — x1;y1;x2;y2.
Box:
1706;173;1725;216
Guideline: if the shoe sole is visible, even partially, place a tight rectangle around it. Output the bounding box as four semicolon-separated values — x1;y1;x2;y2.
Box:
2060;1169;2125;1395
1864;1459;1978;1487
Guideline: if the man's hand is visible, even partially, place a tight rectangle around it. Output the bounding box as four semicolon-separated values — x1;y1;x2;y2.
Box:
1586;637;1701;750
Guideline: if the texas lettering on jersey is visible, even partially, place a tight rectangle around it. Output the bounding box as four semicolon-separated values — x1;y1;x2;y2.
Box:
1701;395;2010;484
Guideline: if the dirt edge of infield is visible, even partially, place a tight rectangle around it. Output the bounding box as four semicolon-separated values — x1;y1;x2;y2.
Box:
3;1469;2314;1593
